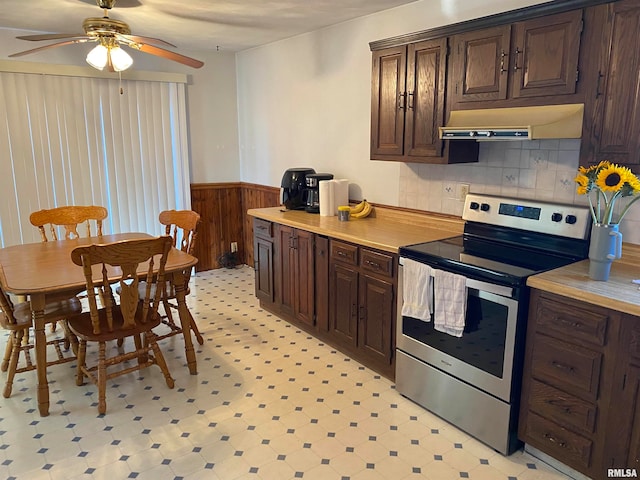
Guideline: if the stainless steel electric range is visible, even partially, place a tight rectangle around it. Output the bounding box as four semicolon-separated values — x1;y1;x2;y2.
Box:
396;194;591;455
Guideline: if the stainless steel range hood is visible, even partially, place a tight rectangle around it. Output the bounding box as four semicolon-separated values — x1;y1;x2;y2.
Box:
439;103;584;141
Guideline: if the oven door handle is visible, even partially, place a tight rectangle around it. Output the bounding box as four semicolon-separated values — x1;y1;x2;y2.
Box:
399;257;513;298
464;278;513;298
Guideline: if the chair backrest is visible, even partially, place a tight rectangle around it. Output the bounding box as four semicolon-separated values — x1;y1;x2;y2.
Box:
71;236;172;335
30;205;109;242
159;210;200;255
0;283;17;326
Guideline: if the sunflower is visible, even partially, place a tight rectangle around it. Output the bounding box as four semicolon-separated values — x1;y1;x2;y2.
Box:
574;173;590;195
596;163;626;192
576;161;640;225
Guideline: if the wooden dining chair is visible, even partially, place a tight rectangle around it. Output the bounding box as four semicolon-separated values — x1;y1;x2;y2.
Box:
30;205;109;336
29;205;108;242
67;236;175;415
156;210;204;345
0;283;81;398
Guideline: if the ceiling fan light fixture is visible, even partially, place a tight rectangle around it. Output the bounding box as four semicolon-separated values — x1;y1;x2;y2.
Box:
109;45;133;72
86;44;109;70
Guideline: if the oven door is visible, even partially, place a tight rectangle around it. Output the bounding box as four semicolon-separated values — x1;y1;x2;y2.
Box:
396;260;519;402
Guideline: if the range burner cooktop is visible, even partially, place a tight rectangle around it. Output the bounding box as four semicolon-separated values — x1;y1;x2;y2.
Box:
400;194;592;287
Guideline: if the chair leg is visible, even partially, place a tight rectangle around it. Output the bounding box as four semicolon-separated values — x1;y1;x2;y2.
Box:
1;334;12;372
147;332;174;389
166;300;204;345
61;321;79;356
187;309;204;345
76;340;87;386
97;342;107;415
3;331;23;398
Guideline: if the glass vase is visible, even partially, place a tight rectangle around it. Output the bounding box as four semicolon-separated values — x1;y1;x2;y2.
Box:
588;223;623;281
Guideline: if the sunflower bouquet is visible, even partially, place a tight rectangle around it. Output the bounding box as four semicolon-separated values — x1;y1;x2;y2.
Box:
575;161;640;225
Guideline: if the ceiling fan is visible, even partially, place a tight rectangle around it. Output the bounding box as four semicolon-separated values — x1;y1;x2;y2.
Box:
9;0;204;72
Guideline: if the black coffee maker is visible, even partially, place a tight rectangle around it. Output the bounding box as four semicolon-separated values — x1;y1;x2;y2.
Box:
280;168;315;210
305;173;334;213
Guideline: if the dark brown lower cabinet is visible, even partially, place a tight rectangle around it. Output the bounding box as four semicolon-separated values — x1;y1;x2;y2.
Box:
518;289;640;479
276;224;315;327
251;220;397;380
604;316;640;472
253;218;274;304
329;239;395;377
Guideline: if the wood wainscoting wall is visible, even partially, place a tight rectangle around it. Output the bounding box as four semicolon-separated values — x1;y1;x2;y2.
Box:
190;182;280;271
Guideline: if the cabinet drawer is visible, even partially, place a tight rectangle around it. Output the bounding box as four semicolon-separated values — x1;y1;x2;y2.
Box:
531;335;602;402
536;295;608;346
331;241;358;266
525;412;593;470
253;218;273;239
360;249;394;278
528;380;597;434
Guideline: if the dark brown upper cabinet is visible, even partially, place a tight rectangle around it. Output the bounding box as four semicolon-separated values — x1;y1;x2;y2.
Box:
450;10;584;108
581;0;640;167
370;39;479;164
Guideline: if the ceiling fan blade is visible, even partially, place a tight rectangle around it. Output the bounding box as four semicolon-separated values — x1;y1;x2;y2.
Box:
118;33;176;49
17;33;88;41
9;38;93;58
135;44;204;69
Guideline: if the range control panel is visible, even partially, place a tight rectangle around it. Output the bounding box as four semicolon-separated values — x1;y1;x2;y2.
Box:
462;194;591;240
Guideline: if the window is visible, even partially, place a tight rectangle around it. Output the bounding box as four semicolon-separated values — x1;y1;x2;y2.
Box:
0;67;191;247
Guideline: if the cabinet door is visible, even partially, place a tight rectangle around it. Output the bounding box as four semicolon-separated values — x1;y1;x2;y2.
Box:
451;25;511;103
511;10;582;98
371;46;407;157
358;274;394;365
584;0;640;167
254;236;274;303
294;229;315;327
404;38;447;158
329;262;358;347
276;224;295;317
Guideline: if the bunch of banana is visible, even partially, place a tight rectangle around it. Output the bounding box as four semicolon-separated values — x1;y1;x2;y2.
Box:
349;199;373;219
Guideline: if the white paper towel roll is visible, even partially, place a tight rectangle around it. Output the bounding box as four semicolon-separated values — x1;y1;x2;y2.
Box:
333;179;349;215
319;180;335;216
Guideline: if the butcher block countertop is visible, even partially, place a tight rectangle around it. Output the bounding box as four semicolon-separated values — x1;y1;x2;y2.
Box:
247;206;464;253
527;244;640;316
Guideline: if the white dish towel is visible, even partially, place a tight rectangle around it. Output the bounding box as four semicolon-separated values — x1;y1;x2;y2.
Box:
401;259;433;322
433;269;468;337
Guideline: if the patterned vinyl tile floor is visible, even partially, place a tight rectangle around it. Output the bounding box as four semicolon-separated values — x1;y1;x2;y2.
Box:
0;266;572;480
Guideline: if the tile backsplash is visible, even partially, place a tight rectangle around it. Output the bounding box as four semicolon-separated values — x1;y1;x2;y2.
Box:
399;139;640;246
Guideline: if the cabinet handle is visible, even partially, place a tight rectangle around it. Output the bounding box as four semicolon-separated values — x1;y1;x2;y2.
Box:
544;433;567;448
551;360;575;373
558;317;582;329
513;47;521;71
359;305;365;320
596;71;605;98
337;251;346;257
500;50;507;73
365;260;381;270
408;92;415;110
397;92;406;110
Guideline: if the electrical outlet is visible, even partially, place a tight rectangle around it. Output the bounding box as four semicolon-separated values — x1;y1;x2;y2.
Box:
458;184;470;201
231;242;238;253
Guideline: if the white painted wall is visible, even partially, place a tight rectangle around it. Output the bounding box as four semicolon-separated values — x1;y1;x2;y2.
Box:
235;0;553;203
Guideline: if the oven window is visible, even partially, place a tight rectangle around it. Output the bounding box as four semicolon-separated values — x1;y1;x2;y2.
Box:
402;292;508;378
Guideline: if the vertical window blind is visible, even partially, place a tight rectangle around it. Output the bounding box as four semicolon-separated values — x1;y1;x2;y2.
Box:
0;71;191;247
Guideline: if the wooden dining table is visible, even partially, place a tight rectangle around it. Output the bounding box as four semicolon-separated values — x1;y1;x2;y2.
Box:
0;232;198;417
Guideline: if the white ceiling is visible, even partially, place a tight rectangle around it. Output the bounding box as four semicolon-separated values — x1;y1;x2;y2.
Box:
1;0;420;54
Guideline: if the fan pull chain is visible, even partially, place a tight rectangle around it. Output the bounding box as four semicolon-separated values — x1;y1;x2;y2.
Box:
119;71;124;95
